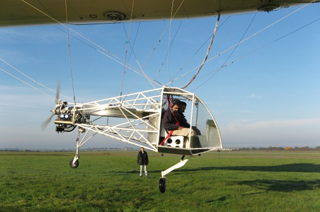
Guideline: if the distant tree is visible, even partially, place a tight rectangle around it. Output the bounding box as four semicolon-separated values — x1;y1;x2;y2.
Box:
294;146;312;150
267;146;284;150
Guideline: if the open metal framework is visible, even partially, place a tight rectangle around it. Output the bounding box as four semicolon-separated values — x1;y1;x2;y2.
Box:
54;87;222;155
51;86;223;192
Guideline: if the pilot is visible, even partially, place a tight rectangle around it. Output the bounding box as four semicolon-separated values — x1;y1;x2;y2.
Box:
162;100;195;137
176;101;190;128
177;101;201;135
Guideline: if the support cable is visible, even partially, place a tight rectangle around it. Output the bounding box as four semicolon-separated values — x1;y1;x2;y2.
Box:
171;16;230;80
180;12;221;89
122;15;184;99
119;0;136;98
65;0;76;104
167;2;315;86
0;68;55;100
142;0;185;70
192;16;320;91
167;0;175;82
120;24;160;89
0;57;73;101
119;23;141;98
20;0;158;86
20;0;123;68
191;13;256;87
155;21;183;79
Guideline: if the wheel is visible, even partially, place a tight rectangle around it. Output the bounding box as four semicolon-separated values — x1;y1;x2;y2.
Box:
69;158;79;168
159;178;166;193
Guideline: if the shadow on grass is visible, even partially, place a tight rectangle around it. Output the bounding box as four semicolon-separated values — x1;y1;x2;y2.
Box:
237;179;320;192
116;163;320;175
175;163;320;173
115;163;320;174
205;192;265;203
115;170;163;174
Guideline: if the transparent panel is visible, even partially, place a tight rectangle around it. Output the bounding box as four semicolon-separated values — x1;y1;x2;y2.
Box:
191;99;221;149
158;92;221;151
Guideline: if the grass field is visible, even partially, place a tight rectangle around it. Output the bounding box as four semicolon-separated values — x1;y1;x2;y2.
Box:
1;150;320;211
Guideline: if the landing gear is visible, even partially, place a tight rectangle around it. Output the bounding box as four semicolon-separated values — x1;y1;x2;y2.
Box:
69;157;79;168
158;155;189;193
159;178;166;193
69;130;82;169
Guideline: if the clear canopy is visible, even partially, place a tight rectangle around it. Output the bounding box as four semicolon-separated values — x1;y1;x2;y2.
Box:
160;87;222;153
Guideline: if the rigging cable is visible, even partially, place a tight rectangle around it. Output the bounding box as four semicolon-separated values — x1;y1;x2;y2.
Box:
0;57;73;101
191;13;256;88
122;24;144;98
180;11;221;89
155;21;183;79
121;24;160;89
0;68;55;100
50;24;160;87
192;16;320;91
142;0;185;71
119;0;136;98
20;0;160;87
167;0;176;82
20;0;123;68
167;1;316;86
65;0;76;104
171;16;231;80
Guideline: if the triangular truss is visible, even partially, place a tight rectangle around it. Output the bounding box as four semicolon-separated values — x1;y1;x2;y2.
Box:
72;88;164;151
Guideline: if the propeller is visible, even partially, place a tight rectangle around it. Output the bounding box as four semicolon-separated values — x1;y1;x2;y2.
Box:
55;82;60;104
42;82;61;131
41;114;55;131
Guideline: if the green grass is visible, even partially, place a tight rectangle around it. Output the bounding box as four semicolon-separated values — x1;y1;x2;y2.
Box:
1;150;320;211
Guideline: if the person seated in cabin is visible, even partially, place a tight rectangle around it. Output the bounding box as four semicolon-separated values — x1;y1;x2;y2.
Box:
175;101;189;128
176;101;201;135
162;100;195;137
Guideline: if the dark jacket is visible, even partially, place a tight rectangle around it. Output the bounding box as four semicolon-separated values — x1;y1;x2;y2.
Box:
137;151;149;165
162;108;179;131
176;112;190;128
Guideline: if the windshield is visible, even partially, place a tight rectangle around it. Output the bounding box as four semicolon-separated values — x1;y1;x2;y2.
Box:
191;99;221;149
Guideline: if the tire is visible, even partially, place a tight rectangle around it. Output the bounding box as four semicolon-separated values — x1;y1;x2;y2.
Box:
159;178;166;193
69;158;79;168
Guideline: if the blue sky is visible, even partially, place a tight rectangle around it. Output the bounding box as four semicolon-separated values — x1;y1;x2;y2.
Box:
0;3;319;150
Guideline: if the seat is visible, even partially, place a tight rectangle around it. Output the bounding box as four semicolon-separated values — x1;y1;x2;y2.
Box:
160;126;184;148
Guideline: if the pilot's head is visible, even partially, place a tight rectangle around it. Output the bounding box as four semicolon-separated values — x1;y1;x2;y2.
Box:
171;100;180;112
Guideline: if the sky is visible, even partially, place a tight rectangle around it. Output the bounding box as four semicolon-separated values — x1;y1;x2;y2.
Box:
0;3;319;150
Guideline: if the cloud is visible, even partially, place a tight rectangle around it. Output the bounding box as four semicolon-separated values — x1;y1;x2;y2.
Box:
247;93;262;99
224;118;320;130
0;86;54;115
221;118;320;147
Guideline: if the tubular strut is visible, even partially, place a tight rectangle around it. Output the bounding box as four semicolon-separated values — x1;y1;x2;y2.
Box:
180;11;221;89
73;128;97;163
72;130;81;163
161;155;189;178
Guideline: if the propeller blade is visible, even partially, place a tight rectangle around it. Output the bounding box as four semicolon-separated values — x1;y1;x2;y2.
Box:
55;82;60;104
41;114;54;131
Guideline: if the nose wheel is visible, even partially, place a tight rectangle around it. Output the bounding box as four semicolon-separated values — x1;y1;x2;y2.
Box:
159;178;166;193
69;132;81;169
69;157;79;168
